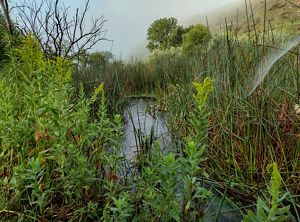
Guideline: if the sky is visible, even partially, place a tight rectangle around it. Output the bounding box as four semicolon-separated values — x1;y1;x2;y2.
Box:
64;0;241;59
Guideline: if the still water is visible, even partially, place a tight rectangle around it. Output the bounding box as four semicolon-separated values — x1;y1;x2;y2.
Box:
122;99;170;161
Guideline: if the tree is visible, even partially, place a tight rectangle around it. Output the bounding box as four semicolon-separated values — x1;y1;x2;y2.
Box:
147;17;183;51
182;25;194;36
0;0;13;34
182;24;211;51
89;51;107;69
14;0;108;58
101;51;113;62
76;51;110;71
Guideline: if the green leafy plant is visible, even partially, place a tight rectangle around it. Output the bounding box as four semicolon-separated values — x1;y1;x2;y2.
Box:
181;141;211;221
243;163;290;222
102;192;134;222
0;34;124;221
135;142;181;221
189;77;214;146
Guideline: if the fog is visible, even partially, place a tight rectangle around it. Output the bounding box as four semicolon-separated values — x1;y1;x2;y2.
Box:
65;0;243;58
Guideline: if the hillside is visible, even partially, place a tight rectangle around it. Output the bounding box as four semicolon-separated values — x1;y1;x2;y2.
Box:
237;0;300;35
186;0;300;36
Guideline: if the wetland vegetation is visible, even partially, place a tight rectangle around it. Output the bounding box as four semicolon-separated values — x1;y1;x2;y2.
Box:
0;0;299;221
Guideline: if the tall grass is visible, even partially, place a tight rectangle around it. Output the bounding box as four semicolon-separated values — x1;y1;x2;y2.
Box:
74;30;299;210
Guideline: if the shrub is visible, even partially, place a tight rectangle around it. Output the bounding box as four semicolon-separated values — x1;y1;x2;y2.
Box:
0;34;123;221
182;24;211;51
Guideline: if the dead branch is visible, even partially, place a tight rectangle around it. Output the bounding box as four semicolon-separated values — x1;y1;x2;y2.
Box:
13;0;108;58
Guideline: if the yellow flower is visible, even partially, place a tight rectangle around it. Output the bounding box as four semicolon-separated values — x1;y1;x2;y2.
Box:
192;77;213;109
93;82;104;97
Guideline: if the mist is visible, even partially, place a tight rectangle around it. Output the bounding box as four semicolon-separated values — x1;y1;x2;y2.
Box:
65;0;243;59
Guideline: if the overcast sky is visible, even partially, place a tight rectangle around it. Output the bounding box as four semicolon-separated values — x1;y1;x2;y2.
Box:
63;0;241;58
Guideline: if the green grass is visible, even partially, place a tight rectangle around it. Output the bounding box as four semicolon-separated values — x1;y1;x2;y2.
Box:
208;0;300;36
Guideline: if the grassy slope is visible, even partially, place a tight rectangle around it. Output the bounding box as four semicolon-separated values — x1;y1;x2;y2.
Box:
190;0;300;35
237;0;300;35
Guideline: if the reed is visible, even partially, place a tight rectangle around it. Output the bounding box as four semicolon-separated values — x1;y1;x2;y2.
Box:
73;27;300;210
1;1;299;220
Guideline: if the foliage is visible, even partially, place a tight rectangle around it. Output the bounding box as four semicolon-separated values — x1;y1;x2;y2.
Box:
149;47;183;61
0;34;216;222
192;77;214;111
188;77;214;147
0;14;7;62
2;9;298;220
131;140;211;221
90;52;107;65
181;141;211;221
243;163;290;222
0;14;21;64
75;26;299;220
147;17;184;51
0;35;123;221
182;24;211;51
79;51;109;70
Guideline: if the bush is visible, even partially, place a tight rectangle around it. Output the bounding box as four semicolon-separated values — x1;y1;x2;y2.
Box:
182;24;211;51
0;34;123;221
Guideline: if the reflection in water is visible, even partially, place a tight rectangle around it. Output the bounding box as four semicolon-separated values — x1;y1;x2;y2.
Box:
122;99;170;161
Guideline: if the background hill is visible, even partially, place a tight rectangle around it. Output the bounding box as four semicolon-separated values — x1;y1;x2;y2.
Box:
185;0;300;36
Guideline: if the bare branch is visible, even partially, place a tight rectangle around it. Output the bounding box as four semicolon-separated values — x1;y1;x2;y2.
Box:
13;0;108;58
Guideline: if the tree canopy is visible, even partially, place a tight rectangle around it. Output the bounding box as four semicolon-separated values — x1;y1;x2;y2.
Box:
147;18;211;52
147;17;184;51
182;24;211;51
